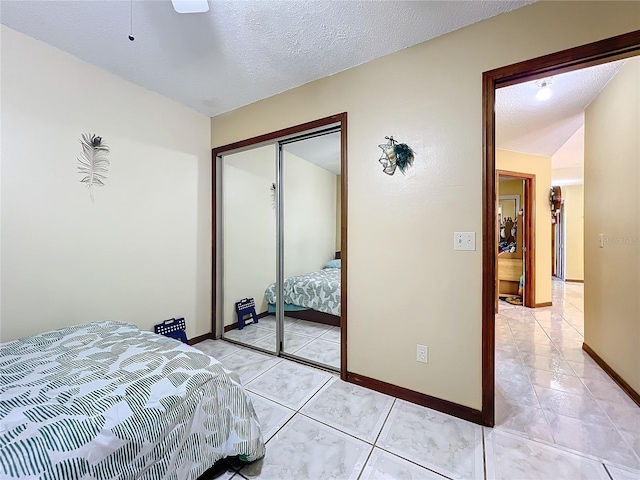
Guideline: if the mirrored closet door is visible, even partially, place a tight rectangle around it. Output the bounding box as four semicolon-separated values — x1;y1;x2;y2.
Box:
220;125;342;371
279;133;341;369
221;144;277;353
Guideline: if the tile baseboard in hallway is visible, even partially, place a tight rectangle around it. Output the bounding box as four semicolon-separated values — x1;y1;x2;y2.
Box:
193;281;639;479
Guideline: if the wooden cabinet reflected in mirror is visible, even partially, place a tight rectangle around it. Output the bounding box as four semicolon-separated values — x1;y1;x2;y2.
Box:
498;194;523;298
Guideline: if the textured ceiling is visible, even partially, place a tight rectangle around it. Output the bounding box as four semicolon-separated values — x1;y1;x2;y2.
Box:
0;0;535;117
285;132;341;175
495;60;625;157
4;0;619;163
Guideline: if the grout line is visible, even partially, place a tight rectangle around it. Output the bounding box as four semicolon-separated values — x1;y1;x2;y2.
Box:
295;375;334;412
534;397;640;469
287;336;341;357
192;342;241;361
294;388;396;448
225;320;342;369
245;361;334;410
238;357;284;386
372;444;454;479
221;333;277;352
356;447;374;480
597;390;640;424
284;337;317;356
297;410;376;446
491;426;632;469
602;464;615;480
260;410;298;446
251;376;392;453
482;427;488;480
221;326;342;373
372;398;396;446
506;320;547;414
246;390;296;414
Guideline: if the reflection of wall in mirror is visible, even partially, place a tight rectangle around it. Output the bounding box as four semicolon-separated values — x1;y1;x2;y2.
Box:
223;145;277;326
284;151;337;279
499;198;517;222
498;179;523;222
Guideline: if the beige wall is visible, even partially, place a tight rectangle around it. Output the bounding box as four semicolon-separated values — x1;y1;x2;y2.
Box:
499;179;524;198
562;185;585;282
211;2;640;409
1;26;212;342
497;150;553;305
552;125;585;186
584;56;640;394
222;147;337;326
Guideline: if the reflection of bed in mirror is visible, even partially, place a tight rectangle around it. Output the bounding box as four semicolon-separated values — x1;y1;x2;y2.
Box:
263;252;341;327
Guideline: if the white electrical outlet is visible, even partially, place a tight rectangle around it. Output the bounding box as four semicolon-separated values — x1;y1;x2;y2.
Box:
417;344;428;363
454;232;476;251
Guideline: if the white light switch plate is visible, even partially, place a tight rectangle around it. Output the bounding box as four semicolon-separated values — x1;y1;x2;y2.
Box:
454;232;476;251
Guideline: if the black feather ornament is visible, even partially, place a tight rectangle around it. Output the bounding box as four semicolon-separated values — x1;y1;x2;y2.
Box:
394;143;415;173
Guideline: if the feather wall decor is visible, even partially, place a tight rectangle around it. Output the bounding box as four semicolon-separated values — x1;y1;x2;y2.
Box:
378;136;415;176
77;133;110;202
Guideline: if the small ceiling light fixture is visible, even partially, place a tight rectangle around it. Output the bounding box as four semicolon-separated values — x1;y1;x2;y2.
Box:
535;77;553;102
171;0;209;14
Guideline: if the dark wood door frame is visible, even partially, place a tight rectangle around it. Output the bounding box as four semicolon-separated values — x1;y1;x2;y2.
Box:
482;30;640;427
211;113;349;380
496;170;535;308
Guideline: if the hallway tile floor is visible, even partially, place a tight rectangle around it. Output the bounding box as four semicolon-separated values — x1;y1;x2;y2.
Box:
495;280;640;474
193;280;639;479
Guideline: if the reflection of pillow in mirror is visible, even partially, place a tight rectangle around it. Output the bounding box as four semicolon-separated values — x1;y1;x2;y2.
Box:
325;259;341;269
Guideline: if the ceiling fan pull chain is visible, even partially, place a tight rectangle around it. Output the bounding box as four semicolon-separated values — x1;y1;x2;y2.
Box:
128;0;135;41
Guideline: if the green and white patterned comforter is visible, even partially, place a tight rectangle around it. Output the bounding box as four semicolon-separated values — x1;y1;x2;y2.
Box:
0;321;265;479
264;268;341;316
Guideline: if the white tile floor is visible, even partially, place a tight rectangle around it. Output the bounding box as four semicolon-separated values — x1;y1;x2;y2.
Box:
222;315;341;370
193;280;640;479
494;279;640;477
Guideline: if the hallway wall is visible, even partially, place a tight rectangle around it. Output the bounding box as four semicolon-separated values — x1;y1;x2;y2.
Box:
584;56;640;395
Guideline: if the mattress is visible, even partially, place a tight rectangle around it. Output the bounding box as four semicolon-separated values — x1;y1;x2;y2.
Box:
264;267;341;316
0;321;265;479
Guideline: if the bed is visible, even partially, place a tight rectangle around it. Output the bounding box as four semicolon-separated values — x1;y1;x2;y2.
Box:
0;321;265;479
263;258;341;327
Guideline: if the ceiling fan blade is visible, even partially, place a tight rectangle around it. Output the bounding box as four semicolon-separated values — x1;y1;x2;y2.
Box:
171;0;209;14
